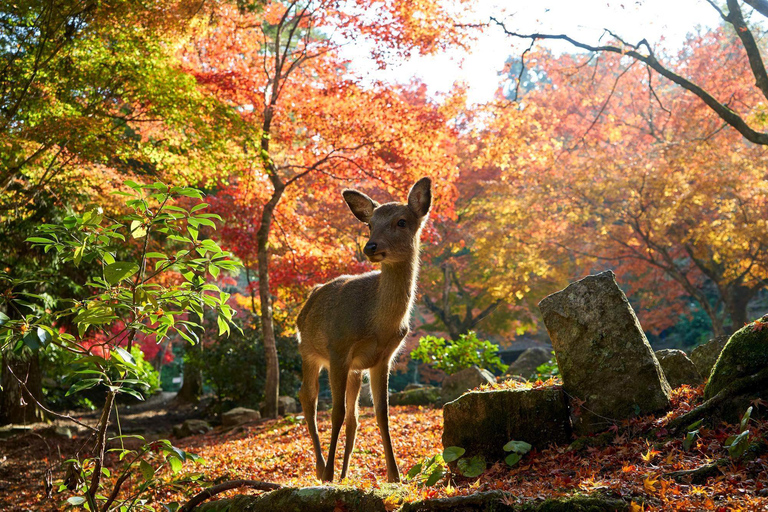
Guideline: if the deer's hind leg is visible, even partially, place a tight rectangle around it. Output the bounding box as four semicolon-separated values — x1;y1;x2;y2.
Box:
298;356;325;479
322;360;350;482
340;370;362;480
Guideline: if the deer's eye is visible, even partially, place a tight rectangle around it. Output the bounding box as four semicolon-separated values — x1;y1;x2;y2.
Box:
397;219;407;228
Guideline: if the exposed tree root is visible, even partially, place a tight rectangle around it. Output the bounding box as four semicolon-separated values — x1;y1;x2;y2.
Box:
180;479;282;511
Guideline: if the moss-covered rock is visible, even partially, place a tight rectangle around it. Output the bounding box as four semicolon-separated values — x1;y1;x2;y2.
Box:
442;386;571;462
654;349;703;389
505;348;552;380
441;366;496;404
399;491;628;512
690;335;729;380
390;386;441;406
705;315;768;401
195;486;388;512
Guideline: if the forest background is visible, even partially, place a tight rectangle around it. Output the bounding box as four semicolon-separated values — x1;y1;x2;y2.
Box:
1;1;768;504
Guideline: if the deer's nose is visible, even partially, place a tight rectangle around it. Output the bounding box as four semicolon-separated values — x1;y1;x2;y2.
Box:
363;241;377;256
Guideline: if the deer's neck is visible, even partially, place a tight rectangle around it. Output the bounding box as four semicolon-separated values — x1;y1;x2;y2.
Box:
376;248;420;333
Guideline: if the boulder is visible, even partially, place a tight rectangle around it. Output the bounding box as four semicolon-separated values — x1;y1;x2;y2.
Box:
442;386;571;462
405;383;426;391
654;349;703;389
690;335;729;380
400;491;629;512
505;347;553;379
172;419;212;438
441;366;496;404
196;486;387;512
222;407;261;427
390;386;441;406
538;271;671;434
260;396;300;416
705;315;768;402
359;383;374;407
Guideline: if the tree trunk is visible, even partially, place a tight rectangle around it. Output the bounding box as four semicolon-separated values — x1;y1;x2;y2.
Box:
0;351;45;425
176;341;203;404
257;183;285;419
724;285;755;334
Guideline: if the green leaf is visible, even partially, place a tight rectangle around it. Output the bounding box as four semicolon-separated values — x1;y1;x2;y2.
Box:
217;315;230;336
503;440;532;454
23;330;40;350
505;453;523;466
457;455;485;478
131;220;147;239
36;326;51;347
442;446;465;463
740;406;753;432
26;236;54;244
0;312;8;326
683;430;698;452
424;465;445;486
67;496;86;505
113;347;137;367
406;462;423;479
140;460;155;480
168;456;183;473
104;262;140;285
725;430;750;459
66;379;102;396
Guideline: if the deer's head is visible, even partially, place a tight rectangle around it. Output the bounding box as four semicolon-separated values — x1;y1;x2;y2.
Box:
343;177;432;264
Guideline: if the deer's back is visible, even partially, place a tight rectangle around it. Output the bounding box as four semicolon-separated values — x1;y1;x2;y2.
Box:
298;271;396;368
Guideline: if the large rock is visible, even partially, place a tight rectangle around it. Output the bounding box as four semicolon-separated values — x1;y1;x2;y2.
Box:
222;407;261;427
705;315;768;402
654;349;703;389
400;491;629;512
442;387;571;462
360;382;374;407
690;335;729;380
538;271;671;434
441;366;496;404
390;386;441;406
196;487;387;512
260;396;300;416
505;347;553;380
172;419;212;438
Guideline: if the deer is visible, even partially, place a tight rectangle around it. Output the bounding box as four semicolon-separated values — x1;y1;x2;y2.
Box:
296;177;432;483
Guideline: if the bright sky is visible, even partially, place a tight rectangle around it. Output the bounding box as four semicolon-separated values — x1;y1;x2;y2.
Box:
341;0;727;104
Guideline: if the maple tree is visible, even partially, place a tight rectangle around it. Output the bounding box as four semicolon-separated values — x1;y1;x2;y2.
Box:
493;0;768;146
182;0;468;417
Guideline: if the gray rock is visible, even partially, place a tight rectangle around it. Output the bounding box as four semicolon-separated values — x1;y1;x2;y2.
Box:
222;407;261;427
690;335;729;380
654;349;703;388
705;315;768;404
359;382;374;407
441;366;496;404
54;426;73;439
505;347;553;379
260;397;300;416
389;386;441;406
400;491;629;512
442;387;571;462
538;271;671;434
196;486;387;512
404;383;426;391
172;419;212;438
279;396;299;414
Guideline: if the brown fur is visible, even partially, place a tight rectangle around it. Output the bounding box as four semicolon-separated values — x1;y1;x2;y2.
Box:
296;177;432;482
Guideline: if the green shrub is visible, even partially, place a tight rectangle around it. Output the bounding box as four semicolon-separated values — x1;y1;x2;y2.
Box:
410;331;508;375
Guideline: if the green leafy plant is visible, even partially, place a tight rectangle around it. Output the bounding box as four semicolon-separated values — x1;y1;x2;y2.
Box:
1;181;241;511
725;407;753;460
535;351;559;380
405;453;448;487
682;419;703;452
410;331;508;375
503;439;532;466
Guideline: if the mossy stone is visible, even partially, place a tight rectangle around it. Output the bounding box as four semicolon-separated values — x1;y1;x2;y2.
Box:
704;315;768;401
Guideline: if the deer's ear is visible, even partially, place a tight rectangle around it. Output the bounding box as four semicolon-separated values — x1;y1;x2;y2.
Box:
343;189;378;223
408;177;432;218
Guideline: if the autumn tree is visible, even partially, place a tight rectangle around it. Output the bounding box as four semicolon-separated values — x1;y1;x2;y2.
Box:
184;0;467;417
493;0;768;146
477;34;768;338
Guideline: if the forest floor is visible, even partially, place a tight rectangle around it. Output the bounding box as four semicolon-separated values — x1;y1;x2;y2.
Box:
1;385;767;511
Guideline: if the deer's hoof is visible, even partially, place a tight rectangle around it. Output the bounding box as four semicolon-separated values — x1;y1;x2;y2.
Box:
321;467;334;482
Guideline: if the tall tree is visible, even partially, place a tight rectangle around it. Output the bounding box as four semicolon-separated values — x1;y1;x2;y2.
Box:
184;0;467;417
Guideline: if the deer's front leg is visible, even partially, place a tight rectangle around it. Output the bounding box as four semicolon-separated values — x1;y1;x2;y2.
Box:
340;370;362;480
370;361;400;483
322;361;349;482
298;358;325;479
